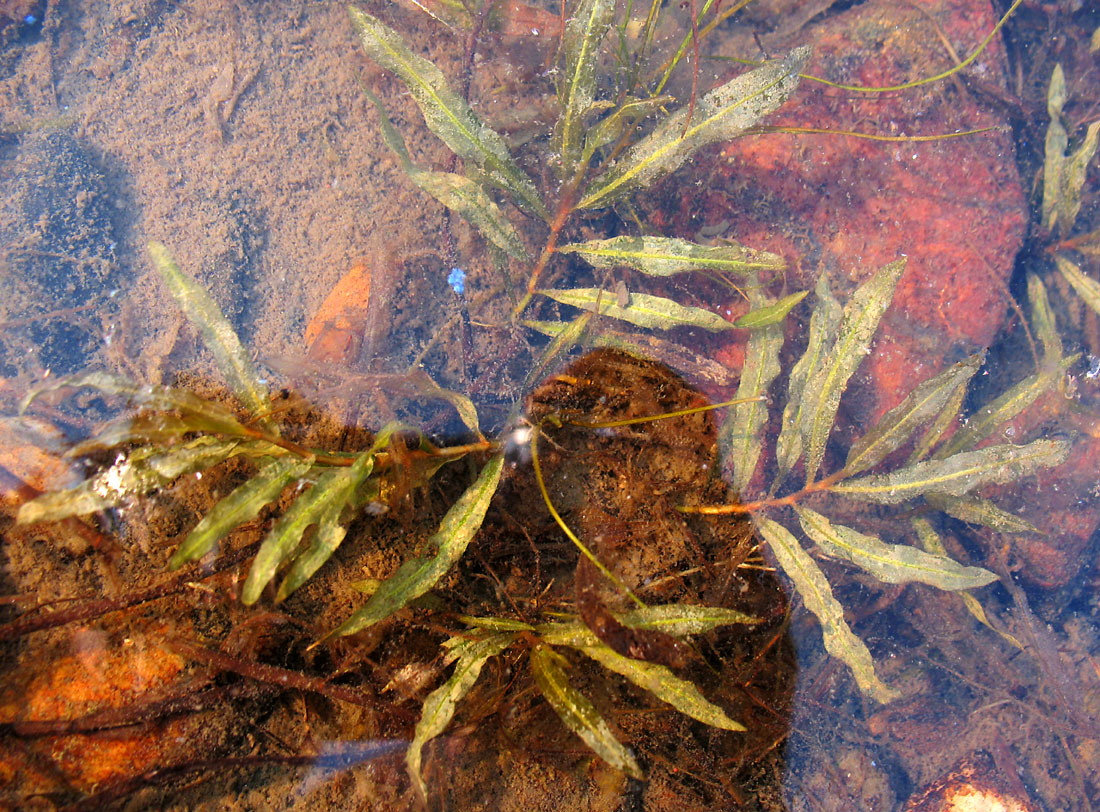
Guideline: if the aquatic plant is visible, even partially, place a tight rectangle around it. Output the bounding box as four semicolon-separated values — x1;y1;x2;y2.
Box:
13;0;1068;794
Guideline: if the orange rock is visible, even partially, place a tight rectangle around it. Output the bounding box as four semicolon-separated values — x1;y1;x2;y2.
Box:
304;261;372;364
904;751;1039;812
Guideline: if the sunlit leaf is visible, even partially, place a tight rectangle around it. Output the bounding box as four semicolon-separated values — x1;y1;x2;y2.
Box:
17;437;242;524
349;7;547;219
843;352;983;476
330;454;504;636
170;455;315;569
833;439;1070;504
408;632;517;802
1027;274;1062;362
558;235;783;276
924;493;1038;534
775;272;841;483
520;312;593;399
733;290;807;328
755;515;899;703
554;0;615;177
1060;120;1100;231
937;354;1077;457
529;643;642;778
538;603;759;647
801;259;906;484
909;364;971;463
149;242;274;429
1056;254;1100;318
275;454;377;601
1042;65;1068;232
539;287;735;331
575;642;745;731
578;47;809;210
405;369;482;436
796;506;997;590
722;288;783;495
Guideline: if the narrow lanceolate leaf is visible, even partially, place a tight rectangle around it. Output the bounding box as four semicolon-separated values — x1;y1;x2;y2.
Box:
755;515;900;703
578;47;810;210
1060;120;1100;231
170;456;314;569
722;290;784;495
276;452;377;600
924;493;1038;534
801;259;906;484
937;354;1077;458
832;439;1070;505
537;604;759;647
912;518;1023;649
242;459;370;605
575;643;745;731
539;287;735;331
149;242;273;428
1042;65;1068;232
554;0;615;177
411;171;529;259
1056;254;1100;318
843;353;983;477
795;506;997;590
557;236;783;277
17;438;242;524
582;96;676;164
349;7;547;219
733;291;807;328
408;633;516;802
775;272;841;483
1028;274;1062;362
331;454;504;637
530;644;642;778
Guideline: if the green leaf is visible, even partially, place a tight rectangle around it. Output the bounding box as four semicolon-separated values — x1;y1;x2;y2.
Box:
275;452;377;600
149;242;274;429
722;288;784;495
529;643;642;779
411;171;529;260
832;439;1070;504
539;287;735;331
349;7;547;219
924;493;1038;534
732;290;807;328
801;259;906;484
755;515;900;703
1056;254;1100;319
330;454;504;636
937;354;1077;457
1060;120;1100;232
795;506;997;590
575;643;745;731
17;437;242;524
1027;274;1062;362
558;235;783;277
555;0;615;177
578;47;810;210
581;96;676;164
843;352;983;476
408;632;517;802
1042;65;1068;232
170;455;315;569
775;272;841;483
537;603;759;647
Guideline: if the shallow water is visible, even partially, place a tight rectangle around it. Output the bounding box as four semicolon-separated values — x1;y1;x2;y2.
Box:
1;1;1099;810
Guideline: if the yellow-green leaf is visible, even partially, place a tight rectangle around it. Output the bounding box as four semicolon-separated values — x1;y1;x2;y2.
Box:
576;643;745;731
1059;120;1100;232
330;454;504;636
795;506;997;590
149;242;274;430
537;603;759;647
581;96;676;164
833;439;1070;504
924;493;1038;534
733;290;807;328
578;47;809;210
408;632;516;801
1056;254;1100;318
349;7;547;219
170;455;314;569
843;353;983;476
755;515;899;703
558;235;783;277
1042;65;1068;232
801;259;906;484
555;0;615;177
1028;274;1062;362
410;171;528;260
530;643;642;778
539;287;735;331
